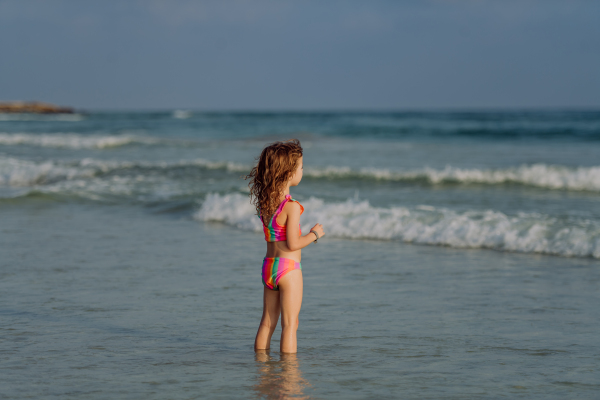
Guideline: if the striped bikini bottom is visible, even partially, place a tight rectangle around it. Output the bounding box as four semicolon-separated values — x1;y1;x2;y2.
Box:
261;257;302;291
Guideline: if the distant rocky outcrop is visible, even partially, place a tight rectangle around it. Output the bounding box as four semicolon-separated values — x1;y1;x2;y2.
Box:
0;101;74;114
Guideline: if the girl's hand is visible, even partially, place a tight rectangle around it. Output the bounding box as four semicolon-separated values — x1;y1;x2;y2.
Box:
310;223;325;240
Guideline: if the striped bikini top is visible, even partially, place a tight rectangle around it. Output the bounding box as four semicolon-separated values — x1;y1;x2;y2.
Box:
259;194;304;242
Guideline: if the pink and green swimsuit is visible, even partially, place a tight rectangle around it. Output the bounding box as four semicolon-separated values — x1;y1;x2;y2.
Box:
260;195;304;291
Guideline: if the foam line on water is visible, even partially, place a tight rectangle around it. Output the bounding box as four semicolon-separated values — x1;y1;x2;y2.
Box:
3;155;600;193
194;193;600;259
0;157;95;186
304;164;600;191
0;132;159;149
0;156;248;186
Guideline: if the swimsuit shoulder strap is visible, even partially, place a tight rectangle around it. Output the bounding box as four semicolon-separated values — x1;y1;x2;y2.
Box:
261;195;292;227
272;195;292;221
287;196;304;215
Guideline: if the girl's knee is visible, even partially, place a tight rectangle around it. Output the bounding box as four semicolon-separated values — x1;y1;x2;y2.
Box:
260;320;277;332
281;318;299;330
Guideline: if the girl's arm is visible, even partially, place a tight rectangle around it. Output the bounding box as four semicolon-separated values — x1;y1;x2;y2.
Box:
285;202;324;251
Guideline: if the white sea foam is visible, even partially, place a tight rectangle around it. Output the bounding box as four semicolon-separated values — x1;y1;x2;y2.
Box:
194;193;600;259
3;153;600;194
0;157;199;201
0;156;248;187
38;175;187;202
0;157;96;186
304;164;600;192
173;110;192;119
4;153;600;195
73;158;249;173
0;133;159;149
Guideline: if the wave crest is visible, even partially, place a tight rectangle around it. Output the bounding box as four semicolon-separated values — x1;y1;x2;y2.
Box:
194;193;600;259
0;133;159;149
0;156;248;187
0;157;95;186
4;155;600;194
304;164;600;192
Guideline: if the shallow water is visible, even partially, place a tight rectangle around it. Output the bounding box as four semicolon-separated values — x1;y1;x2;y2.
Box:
1;201;599;399
2;111;600;398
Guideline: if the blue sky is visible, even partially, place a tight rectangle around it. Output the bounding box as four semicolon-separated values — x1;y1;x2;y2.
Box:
0;0;599;110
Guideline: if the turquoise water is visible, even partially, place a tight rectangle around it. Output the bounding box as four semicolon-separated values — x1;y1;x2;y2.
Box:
1;111;599;398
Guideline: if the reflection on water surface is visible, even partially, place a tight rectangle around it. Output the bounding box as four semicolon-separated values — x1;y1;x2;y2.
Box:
254;351;311;399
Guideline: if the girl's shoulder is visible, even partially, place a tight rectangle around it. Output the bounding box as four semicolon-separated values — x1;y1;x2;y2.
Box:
283;196;304;215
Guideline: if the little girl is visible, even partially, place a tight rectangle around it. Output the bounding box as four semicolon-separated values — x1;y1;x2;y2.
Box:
246;139;325;353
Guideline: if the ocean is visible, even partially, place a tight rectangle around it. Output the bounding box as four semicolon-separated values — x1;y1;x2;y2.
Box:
1;110;599;398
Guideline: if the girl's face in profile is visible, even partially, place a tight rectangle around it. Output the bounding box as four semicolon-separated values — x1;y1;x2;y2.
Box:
289;156;303;187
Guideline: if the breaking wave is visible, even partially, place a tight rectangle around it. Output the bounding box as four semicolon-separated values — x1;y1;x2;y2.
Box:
0;133;160;149
0;157;95;186
194;193;600;259
304;164;600;192
0;156;248;187
3;154;600;193
0;156;230;202
173;110;192;119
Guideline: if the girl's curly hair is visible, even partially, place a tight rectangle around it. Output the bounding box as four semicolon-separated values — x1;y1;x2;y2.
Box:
246;139;303;223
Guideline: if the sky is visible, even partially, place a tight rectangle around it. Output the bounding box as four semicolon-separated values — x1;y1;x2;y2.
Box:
0;0;599;110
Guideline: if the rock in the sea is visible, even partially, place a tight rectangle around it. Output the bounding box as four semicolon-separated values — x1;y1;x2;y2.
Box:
0;101;74;114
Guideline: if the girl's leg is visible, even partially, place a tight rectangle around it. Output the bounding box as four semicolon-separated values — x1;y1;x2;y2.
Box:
277;269;303;353
254;287;280;351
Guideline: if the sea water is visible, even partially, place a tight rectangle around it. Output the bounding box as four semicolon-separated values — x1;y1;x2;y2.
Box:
1;111;599;398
